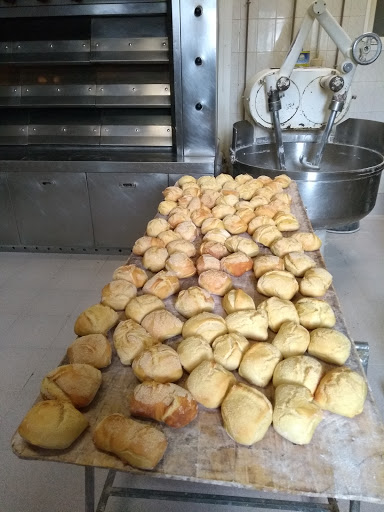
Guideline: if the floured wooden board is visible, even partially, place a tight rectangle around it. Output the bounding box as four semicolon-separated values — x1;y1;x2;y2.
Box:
12;182;384;504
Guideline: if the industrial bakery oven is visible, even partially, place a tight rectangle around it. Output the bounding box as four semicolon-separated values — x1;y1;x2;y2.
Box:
0;0;217;252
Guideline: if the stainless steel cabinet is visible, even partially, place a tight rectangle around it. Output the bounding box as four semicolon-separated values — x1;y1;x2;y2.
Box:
87;172;167;248
0;174;20;245
7;172;93;247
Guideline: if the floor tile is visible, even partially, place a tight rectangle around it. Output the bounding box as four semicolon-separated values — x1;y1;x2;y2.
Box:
1;313;68;349
0;288;41;315
0;347;47;395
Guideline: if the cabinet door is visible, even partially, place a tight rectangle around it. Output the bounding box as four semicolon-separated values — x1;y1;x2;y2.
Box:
87;173;167;248
8;172;93;247
0;174;20;245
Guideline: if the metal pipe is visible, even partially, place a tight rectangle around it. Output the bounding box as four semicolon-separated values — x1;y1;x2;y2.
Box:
272;109;286;170
311;109;338;168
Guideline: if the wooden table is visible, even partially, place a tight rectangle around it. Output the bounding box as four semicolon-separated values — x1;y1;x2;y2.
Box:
12;183;384;512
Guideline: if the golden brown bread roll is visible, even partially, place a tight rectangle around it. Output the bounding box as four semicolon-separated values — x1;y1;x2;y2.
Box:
256;270;299;301
198;175;218;188
93;413;167;469
191;206;213;227
220;251;253;277
187;196;202;212
216;193;239;206
274;212;299;232
271;321;310;358
314;367;367;417
253;188;274;202
18;400;88;450
236;208;256;225
212;333;250;371
168;210;191;229
142;247;169;272
132;344;183;383
177;335;214;373
201;217;225;234
238;342;282;387
182;312;227;344
272;192;292;205
113;319;159;365
67;334;112;369
273;355;324;394
40;364;102;408
199;240;229;260
141;309;184;341
247;215;275;235
299;267;333;297
182;184;200;197
74;304;119;336
253;204;278;218
174;220;198;241
222;288;255;314
113;264;148;288
224;235;259;257
186;360;236;408
201;190;221;208
157;229;182;246
252;225;283;247
226;309;269;341
166;239;196;257
291;232;322;251
142;271;180;299
158;200;178;215
177;175;196;187
174;286;215;318
283;252;316;277
257;296;299;332
268;199;290;214
125;294;165;324
196;254;221;274
101;280;137;311
212;204;236;219
270;237;303;257
253;254;284;278
169;206;190;218
235;173;253;184
203;228;231;244
221;383;273;445
163;186;183;202
249;196;269;209
223;214;247;234
295;298;336;329
165;252;196;279
237;180;263;200
146;218;170;237
307;328;351;365
215;173;234;187
132;236;165;256
273;384;323;445
198;269;233;296
274;174;291;188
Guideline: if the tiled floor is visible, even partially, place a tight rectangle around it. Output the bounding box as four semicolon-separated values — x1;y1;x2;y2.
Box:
0;198;383;512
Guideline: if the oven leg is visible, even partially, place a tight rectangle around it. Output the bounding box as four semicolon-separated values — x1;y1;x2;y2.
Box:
349;501;360;512
85;466;95;512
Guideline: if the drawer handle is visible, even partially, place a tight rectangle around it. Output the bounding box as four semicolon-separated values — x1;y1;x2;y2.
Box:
119;183;136;188
41;181;55;186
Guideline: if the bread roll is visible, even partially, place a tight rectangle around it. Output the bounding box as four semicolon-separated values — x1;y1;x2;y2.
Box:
141;309;183;341
18;400;88;450
186;360;236;408
177;175;196;187
67;334;112;369
187;196;202;212
199;240;229;260
253;188;274;202
182;184;200;197
212;204;236;219
220;251;253;277
74;304;119;336
177;335;214;373
236;208;256;225
272;321;310;358
162;186;183;202
132;344;183;383
253;204;277;218
224;235;259;257
175;286;215;318
168;211;191;229
201;217;225;234
222;288;255;314
169;206;190;218
215;173;234;187
132;236;165;256
125;294;165;324
113;319;159;365
273;355;324;394
201;190;221;208
235;173;253;184
101;280;137;311
158;200;177;215
239;342;282;387
157;229;182;246
143;270;180;299
191;206;213;227
291;232;322;251
226;309;269;341
165;252;196;279
93;413;167;469
146;218;170;237
253;254;284;278
272;192;292;205
295;298;336;329
268;199;291;215
113;264;148;288
182;312;227;344
223;214;247;234
216;193;239;207
174;220;198;241
212;333;250;371
314;367;367;417
222;180;239;191
283;252;316;277
257;296;299;332
274;174;291;188
167;239;196;257
252;225;283;247
203;228;231;244
142;247;168;272
307;328;351;365
198;175;218;188
41;364;102;408
196;254;221;274
273;384;323;445
270;237;303;257
249;196;269;209
257;270;299;301
274;212;299;232
221;383;273;445
247;215;275;235
299;268;333;297
198;269;233;296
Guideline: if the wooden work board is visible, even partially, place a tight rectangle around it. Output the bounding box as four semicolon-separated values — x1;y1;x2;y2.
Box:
12;182;384;504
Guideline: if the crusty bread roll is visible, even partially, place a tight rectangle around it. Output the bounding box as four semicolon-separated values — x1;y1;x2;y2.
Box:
177;175;196;187
196;254;221;274
93;413;167;469
74;304;119;336
253;204;278;218
268;199;290;215
157;229;182;246
18;400;88;450
198;175;218;188
141;309;184;341
215;173;234;187
169;206;190;218
270;237;303;257
146;218;170;237
191;206;213;227
249;196;269;209
252;225;283;247
182;183;200;196
235;173;253;184
132;344;183;383
165;252;196;279
216;192;239;206
113;319;159;365
203;228;231;244
223;214;247;234
224;235;259;257
162;186;183;202
273;355;324;394
142;247;169;272
67;334;112;369
182;312;227;344
226;309;269;341
201;217;225;234
40;364;102;408
274;174;291;188
299;267;333;297
212;333;250;371
222;288;255;314
168;210;191;229
130;381;198;428
142;271;180;299
257;296;299;332
174;220;198;241
187;196;202;212
257;270;299;301
174;286;215;318
247;215;275;235
167;239;196;257
220;251;253;277
113;264;148;288
212;204;236;219
201;190;221;208
132;236;165;256
253;254;284;278
177;335;214;373
307;328;351;365
101;280;137;311
273;384;323;445
186;360;236;408
272;192;292;205
236;207;256;224
295;298;336;329
271;321;310;358
158;200;177;215
198;269;233;296
291;232;322;251
314;367;367;417
253;188;274;202
274;212;299;232
125;294;165;324
199;240;229;259
221;383;273;445
283;252;316;277
239;342;282;387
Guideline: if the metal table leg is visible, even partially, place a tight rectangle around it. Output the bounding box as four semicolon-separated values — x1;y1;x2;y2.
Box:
85;466;95;512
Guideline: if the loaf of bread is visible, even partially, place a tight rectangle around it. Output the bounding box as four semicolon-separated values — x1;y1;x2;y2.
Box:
221;383;273;445
238;342;282;387
283;252;316;277
271;321;310;358
142;247;169;272
132;344;183;383
165;252;196;279
157;229;182;246
146;218;170;237
174;220;198;241
198;269;233;296
125;294;165;324
40;363;102;408
113;319;159;365
295;298;336;329
222;288;255;314
273;384;323;445
252;225;283;247
174;286;215;318
101;280;137;311
256;270;299;301
253;254;284;278
141;309;184;341
201;217;225;234
220;251;253;277
226;309;269;341
93;413;167;469
129;381;198;428
257;296;299;332
142;271;180;299
212;333;250;371
112;264;148;288
162;185;183;201
132;236;165;256
273;355;324;394
314;367;367;417
186;360;236;408
203;228;231;244
307;328;351;365
177;335;214;373
74;304;119;336
166;239;196;257
182;312;227;344
196;254;221;274
18;400;89;450
200;240;229;259
67;334;112;369
224;235;259;257
158;199;178;215
299;268;333;297
291;232;322;251
270;237;303;257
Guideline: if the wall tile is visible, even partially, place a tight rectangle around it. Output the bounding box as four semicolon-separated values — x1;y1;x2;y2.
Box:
276;0;294;19
275;18;293;52
239;18;248;52
350;0;368;17
258;0;277;18
257;19;276;51
232;0;242;20
247;18;258;52
219;0;234;21
245;51;258;79
248;0;259;19
231;19;241;52
296;0;315;18
325;50;337;67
